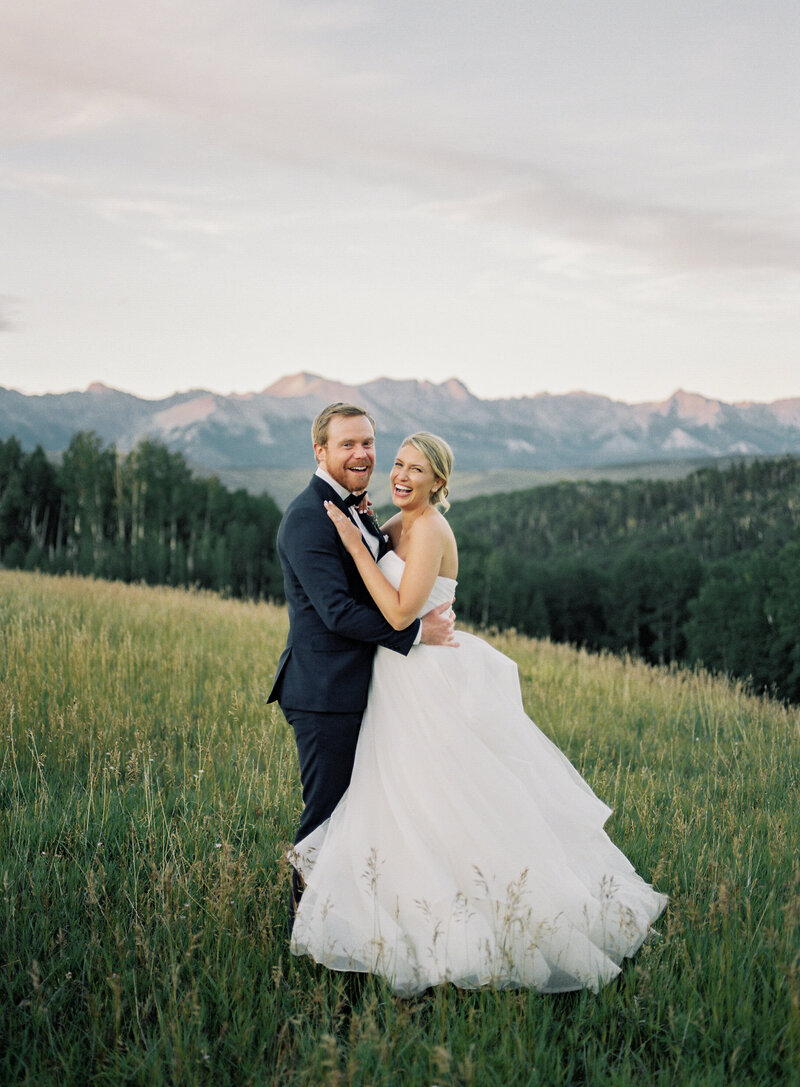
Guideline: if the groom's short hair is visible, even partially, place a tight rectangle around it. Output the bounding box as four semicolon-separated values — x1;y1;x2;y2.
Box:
312;402;376;448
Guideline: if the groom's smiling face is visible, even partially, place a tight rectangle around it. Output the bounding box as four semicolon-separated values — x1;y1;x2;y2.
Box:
315;414;376;494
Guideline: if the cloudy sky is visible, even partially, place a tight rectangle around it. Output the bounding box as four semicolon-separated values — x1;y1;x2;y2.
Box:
1;0;799;405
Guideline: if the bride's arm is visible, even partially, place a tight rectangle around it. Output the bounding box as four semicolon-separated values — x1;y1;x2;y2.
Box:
324;501;443;629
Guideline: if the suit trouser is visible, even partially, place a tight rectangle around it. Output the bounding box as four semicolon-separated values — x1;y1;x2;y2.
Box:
283;707;362;922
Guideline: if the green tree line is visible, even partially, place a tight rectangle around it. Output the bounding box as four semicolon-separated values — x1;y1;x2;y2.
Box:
4;431;799;700
0;432;283;599
448;456;800;702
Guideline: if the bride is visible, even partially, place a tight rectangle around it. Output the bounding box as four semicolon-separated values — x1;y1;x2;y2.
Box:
289;432;667;995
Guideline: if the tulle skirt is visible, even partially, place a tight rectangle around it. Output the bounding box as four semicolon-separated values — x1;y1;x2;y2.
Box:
290;633;667;995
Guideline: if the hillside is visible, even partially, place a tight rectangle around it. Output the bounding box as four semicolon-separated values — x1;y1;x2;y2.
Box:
1;571;797;1085
449;454;800;562
448;455;800;700
208;454;747;511
4;426;799;700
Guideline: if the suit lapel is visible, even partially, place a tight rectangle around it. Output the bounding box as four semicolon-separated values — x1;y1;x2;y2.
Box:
352;507;386;560
312;474;384;561
357;508;384;540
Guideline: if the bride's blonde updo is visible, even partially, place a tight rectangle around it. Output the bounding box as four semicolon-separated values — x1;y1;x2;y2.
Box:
402;432;453;513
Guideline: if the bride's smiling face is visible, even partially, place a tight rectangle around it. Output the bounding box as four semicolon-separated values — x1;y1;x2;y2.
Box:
390;444;440;509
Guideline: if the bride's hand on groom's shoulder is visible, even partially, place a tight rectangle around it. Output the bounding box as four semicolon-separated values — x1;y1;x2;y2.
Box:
324;500;363;554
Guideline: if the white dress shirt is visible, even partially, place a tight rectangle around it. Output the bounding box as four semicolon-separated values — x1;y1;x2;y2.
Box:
315;466;380;558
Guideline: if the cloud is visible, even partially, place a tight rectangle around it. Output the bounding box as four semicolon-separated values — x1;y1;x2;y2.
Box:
0;0;380;153
0;165;245;261
97;195;229;238
1;0;798;286
377;139;800;281
0;295;20;331
439;175;800;275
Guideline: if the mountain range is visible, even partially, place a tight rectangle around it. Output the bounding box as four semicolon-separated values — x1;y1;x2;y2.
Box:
3;374;800;506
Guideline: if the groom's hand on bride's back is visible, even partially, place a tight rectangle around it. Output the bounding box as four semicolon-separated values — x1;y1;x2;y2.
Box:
420;600;459;647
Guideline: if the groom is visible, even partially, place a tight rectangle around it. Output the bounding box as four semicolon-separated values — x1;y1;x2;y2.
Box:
268;402;456;920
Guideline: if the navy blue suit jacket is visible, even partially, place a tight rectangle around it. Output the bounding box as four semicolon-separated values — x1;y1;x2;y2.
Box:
267;474;420;714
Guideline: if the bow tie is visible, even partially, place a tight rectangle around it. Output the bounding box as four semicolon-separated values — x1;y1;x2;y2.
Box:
341;491;382;543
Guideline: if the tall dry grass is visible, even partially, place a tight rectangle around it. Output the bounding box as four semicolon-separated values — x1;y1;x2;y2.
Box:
1;570;798;1086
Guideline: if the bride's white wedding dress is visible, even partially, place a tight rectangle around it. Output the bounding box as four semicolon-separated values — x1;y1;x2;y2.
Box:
290;551;667;995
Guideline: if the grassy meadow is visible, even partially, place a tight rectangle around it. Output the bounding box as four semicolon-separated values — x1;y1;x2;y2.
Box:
1;570;799;1086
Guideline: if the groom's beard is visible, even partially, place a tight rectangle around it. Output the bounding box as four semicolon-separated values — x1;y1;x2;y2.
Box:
329;462;374;493
343;468;372;492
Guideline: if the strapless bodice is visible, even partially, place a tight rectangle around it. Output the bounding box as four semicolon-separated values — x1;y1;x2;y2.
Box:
378;549;457;617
